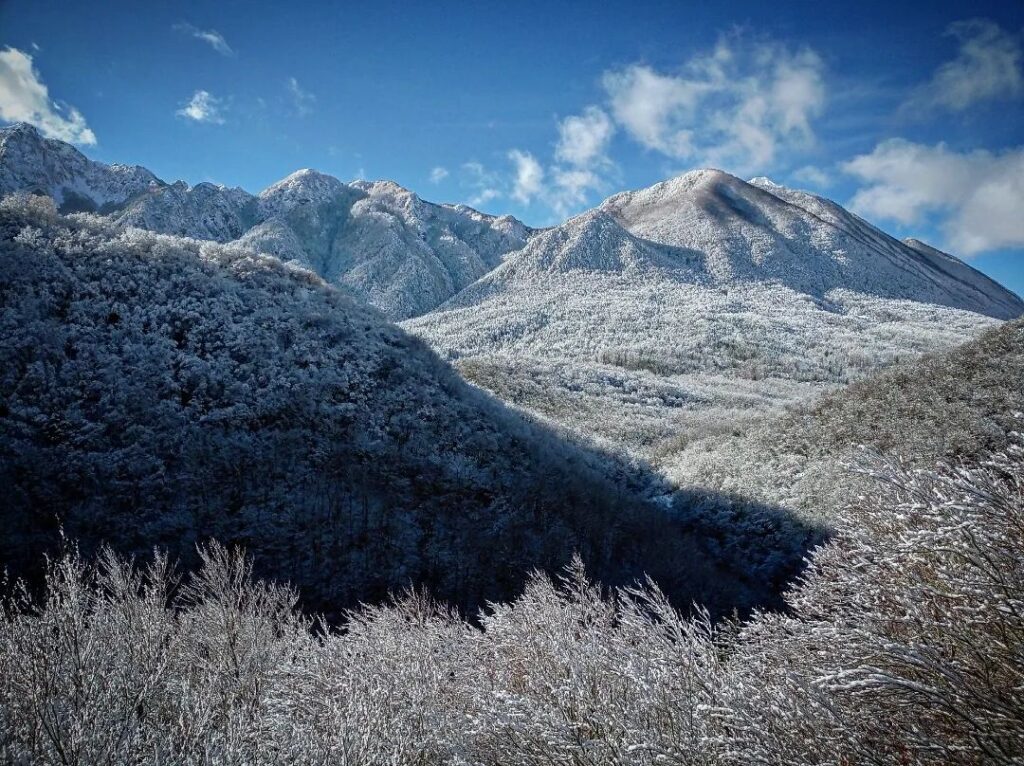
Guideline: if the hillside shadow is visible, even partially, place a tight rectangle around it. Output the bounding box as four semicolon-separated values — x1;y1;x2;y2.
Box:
0;201;828;627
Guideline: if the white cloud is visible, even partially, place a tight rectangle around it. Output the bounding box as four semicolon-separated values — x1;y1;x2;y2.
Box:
555;106;615;167
549;167;604;214
470;187;500;206
508;149;545;204
176;90;225;124
0;46;96;145
429;166;449;183
173;23;234;56
602;65;701;158
907;19;1022;112
601;36;825;174
288;77;315;116
461;161;503;208
843;139;1024;255
791;164;832;188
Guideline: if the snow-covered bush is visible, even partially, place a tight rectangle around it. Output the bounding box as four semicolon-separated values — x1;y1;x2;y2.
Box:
2;444;1021;764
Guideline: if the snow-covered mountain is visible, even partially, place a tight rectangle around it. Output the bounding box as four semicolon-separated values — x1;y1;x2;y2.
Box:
602;170;1021;318
238;173;530;318
405;170;1022;456
0;124;531;319
4;195;797;618
0;122;159;211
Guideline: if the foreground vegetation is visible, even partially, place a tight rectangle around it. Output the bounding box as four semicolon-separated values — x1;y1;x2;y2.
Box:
2;442;1021;764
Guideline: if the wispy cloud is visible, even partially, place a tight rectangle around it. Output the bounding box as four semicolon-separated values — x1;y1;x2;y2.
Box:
173;22;234;57
0;46;96;144
601;35;826;174
791;164;832;189
555;106;615;168
288;77;315;117
844;138;1024;255
905;19;1022;113
505;107;617;215
461;161;503;208
508;150;545;205
176;90;225;124
476;32;826;220
429;166;449;183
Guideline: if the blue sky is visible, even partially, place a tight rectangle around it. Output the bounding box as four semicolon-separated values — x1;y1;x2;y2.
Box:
2;0;1023;294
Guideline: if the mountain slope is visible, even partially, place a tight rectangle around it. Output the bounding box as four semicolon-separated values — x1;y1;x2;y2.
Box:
0;122;158;211
604;169;1021;318
0;124;531;320
0;194;812;618
406;171;1020;457
238;173;530;318
666;317;1024;526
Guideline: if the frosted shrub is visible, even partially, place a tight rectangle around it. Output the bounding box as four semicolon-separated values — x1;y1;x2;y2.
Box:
463;560;721;765
1;444;1021;764
721;447;1024;764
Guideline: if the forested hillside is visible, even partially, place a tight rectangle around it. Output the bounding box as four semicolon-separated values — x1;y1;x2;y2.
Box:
0;195;814;619
667;317;1024;525
2;433;1019;764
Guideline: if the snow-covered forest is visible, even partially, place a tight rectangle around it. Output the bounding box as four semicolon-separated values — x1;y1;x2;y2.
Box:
0;194;820;620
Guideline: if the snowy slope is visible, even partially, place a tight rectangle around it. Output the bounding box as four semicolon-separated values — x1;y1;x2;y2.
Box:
238;174;531;318
111;181;258;241
0;125;532;319
405;171;1021;456
602;169;1021;318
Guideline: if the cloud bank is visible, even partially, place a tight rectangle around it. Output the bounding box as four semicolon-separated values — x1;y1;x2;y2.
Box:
844;139;1024;255
602;37;825;173
497;33;827;218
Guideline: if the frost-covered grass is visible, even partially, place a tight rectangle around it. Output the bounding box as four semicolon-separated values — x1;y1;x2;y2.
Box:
2;444;1021;765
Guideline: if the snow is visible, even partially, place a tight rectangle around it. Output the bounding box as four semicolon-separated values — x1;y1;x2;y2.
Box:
0;122;158;210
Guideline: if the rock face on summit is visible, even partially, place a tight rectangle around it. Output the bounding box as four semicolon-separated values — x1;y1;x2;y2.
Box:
0;124;531;319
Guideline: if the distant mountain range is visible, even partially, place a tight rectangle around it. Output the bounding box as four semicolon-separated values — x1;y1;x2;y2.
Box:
0;123;530;319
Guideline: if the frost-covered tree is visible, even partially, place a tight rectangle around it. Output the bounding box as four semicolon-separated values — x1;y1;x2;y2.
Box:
2;441;1021;764
0;195;798;619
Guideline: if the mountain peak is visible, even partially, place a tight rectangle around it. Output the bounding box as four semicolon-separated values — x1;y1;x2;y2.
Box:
262;168;345;193
0;122;43;141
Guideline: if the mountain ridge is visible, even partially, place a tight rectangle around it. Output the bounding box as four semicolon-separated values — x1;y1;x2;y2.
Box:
0;123;533;319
